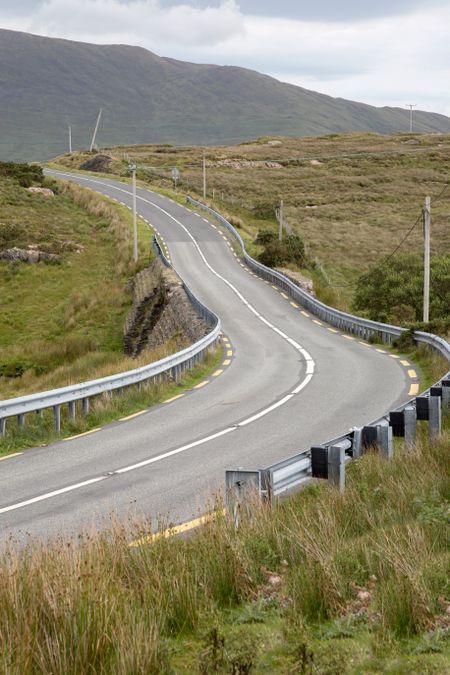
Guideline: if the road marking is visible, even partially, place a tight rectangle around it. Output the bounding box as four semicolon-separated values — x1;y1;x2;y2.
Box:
327;328;339;334
129;510;222;547
223;359;231;366
342;335;355;340
212;369;224;377
115;427;236;475
408;369;418;379
226;350;233;357
120;410;147;422
193;381;208;389
313;320;323;326
290;302;299;308
358;341;370;347
239;395;294;427
376;348;387;354
164;394;185;404
280;292;289;299
400;360;410;367
64;428;101;441
390;354;400;359
0;476;107;515
409;384;420;396
0;452;23;462
271;284;277;289
301;311;310;318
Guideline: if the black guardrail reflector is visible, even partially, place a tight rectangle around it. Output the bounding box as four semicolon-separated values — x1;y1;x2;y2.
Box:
416;396;429;421
389;411;405;437
442;379;450;387
430;386;442;397
311;446;328;479
362;426;378;448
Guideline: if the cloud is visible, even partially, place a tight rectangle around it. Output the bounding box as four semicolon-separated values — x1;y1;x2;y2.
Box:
27;0;245;47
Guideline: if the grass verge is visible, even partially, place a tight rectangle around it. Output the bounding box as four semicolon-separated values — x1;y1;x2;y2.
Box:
0;411;448;673
0;345;222;457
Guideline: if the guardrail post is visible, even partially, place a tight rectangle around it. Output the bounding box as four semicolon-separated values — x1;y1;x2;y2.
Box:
53;405;61;432
18;414;25;429
404;406;417;446
82;397;90;416
0;418;6;437
328;444;345;492
68;401;76;422
225;470;261;528
441;380;450;407
352;427;363;458
377;423;393;459
428;395;441;439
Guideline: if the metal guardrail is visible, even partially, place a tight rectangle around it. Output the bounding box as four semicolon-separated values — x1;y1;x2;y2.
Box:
0;237;221;436
184;198;450;503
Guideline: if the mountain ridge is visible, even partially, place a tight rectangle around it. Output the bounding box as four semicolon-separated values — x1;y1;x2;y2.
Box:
1;28;449;161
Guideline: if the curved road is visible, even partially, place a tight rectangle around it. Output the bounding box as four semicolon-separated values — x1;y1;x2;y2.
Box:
0;173;414;544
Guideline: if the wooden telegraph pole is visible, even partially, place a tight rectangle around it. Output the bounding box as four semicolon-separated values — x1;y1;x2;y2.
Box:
423;196;431;323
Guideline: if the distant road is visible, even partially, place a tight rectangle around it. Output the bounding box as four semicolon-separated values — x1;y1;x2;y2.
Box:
0;173;412;544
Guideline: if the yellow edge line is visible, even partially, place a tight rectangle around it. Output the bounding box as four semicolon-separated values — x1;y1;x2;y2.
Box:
212;369;224;377
226;350;233;357
390;354;400;359
129;510;226;547
400;360;410;367
290;302;299;308
280;292;289;299
342;335;355;340
164;394;185;404
64;428;101;441
408;369;418;379
313;320;323;326
223;359;231;366
409;384;420;396
120;410;147;422
0;452;23;462
376;348;387;354
193;381;208;389
301;311;310;317
327;328;338;334
358;341;370;347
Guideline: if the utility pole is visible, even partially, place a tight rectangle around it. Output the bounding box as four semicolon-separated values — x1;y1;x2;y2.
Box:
128;163;138;264
68;126;72;153
406;104;417;133
275;199;284;241
423;196;431;323
90;108;103;152
202;149;207;200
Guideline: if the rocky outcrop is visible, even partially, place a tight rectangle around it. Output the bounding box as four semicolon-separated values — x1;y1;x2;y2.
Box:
123;260;209;357
0;247;59;263
26;187;55;197
276;267;315;296
80;154;113;173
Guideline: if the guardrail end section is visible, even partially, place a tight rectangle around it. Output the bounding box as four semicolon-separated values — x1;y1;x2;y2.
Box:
225;469;262;527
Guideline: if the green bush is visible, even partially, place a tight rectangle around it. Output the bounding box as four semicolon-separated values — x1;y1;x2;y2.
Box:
353;253;450;325
256;230;307;268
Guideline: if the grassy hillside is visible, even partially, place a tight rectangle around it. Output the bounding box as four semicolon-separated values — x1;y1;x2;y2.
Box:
1;418;448;673
53;131;450;315
0;165;151;399
1;29;450;162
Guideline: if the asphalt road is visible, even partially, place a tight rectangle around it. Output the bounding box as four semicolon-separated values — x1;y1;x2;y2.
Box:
0;172;414;545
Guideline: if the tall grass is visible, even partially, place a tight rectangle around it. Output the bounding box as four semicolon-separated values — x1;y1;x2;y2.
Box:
1;422;448;672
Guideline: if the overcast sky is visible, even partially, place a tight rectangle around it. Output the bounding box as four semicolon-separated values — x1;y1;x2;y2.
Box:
1;0;449;116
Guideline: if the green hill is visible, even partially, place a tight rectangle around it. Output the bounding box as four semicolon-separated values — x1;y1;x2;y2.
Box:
1;29;450;162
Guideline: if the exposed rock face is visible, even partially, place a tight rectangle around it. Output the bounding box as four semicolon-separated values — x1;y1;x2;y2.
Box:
214;158;283;169
80;154;113;173
123;259;209;357
276;267;315;296
26;187;54;197
0;247;59;263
